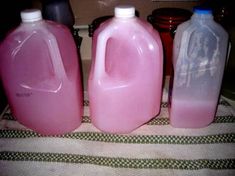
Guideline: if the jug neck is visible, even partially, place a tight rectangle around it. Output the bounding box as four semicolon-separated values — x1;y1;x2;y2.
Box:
114;5;135;19
21;19;44;28
20;20;45;30
191;7;214;23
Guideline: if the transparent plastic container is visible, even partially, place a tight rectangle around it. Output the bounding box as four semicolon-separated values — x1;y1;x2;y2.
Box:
0;9;83;135
169;7;229;128
88;5;163;134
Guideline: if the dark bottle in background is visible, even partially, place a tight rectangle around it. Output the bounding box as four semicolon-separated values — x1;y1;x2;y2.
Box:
41;0;82;49
41;0;75;31
41;0;83;86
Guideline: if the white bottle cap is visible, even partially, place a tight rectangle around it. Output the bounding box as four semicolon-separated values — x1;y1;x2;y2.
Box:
20;9;42;23
114;5;135;18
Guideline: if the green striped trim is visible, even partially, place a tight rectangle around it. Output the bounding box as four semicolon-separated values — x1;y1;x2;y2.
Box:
82;116;91;123
220;99;232;106
33;115;235;124
147;116;235;125
43;133;235;144
83;101;168;108
83;100;231;107
0;130;234;144
2;113;14;121
147;118;169;125
0;151;234;170
213;115;235;123
2;115;92;123
83;100;89;106
161;102;168;108
3;115;235;125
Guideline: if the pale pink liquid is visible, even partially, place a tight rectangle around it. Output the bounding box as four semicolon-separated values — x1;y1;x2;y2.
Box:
88;18;163;133
0;20;83;135
170;98;217;128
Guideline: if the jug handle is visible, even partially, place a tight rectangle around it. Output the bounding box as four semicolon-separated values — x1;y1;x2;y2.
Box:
41;30;67;79
93;30;112;79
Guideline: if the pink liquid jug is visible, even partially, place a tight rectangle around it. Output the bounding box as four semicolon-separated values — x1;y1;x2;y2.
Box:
169;7;229;128
88;5;163;134
0;9;83;135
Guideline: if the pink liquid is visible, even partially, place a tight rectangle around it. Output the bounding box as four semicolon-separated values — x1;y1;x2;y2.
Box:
0;20;83;135
88;17;163;133
170;98;217;128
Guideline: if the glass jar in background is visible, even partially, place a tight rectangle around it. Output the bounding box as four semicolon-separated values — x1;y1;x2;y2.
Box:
148;8;192;76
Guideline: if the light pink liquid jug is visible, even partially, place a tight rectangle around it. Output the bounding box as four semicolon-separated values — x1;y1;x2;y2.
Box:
88;5;163;134
0;9;83;135
169;7;229;128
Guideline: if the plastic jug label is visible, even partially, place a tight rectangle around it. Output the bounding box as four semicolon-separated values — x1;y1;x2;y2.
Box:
15;92;32;98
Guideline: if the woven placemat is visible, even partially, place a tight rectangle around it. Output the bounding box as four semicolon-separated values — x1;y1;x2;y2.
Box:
0;93;235;176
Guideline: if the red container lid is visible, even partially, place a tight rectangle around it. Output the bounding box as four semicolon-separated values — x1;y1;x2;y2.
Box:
149;8;192;30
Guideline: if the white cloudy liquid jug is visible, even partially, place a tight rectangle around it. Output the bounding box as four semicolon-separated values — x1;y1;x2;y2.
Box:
169;7;229;128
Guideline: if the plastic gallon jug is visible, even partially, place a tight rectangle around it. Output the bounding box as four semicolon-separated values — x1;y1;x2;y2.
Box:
0;9;83;135
88;5;163;134
169;7;229;128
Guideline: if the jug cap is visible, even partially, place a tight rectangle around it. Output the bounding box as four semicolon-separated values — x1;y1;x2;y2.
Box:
21;9;42;23
193;6;212;15
115;5;135;18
